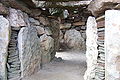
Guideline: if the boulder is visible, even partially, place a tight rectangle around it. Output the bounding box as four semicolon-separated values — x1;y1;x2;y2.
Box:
39;34;54;64
64;29;85;50
88;0;120;16
33;26;45;35
8;8;26;27
0;16;10;80
18;27;41;78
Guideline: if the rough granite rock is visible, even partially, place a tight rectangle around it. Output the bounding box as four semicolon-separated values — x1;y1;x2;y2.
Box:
84;16;98;80
39;34;54;64
34;26;45;35
0;16;10;80
29;18;40;26
88;0;120;16
105;10;120;80
18;27;41;78
64;29;85;50
8;8;26;27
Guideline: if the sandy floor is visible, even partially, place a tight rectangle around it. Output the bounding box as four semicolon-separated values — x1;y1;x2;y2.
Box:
23;51;87;80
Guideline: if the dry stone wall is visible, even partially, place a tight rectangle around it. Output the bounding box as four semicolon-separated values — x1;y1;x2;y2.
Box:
0;2;58;80
95;16;105;80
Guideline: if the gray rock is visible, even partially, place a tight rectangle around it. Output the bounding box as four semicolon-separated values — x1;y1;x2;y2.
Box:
40;34;54;64
18;27;42;78
8;8;26;27
33;26;45;35
64;29;85;50
29;17;40;26
0;16;10;80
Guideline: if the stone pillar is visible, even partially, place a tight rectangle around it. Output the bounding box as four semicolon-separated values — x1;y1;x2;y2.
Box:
0;16;10;80
84;16;98;80
105;10;120;80
18;27;42;78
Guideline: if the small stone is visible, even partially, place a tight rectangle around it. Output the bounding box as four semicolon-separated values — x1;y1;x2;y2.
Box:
29;17;40;26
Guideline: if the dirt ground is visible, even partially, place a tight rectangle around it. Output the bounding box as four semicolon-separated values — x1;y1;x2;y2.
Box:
23;51;87;80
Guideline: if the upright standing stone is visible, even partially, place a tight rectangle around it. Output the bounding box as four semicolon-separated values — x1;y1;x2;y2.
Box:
0;16;10;80
105;10;120;80
84;16;98;80
18;27;41;78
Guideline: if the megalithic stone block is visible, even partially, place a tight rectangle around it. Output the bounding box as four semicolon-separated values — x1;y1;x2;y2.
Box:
84;16;98;80
105;10;120;80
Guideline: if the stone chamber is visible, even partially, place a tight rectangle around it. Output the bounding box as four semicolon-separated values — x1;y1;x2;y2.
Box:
0;0;120;80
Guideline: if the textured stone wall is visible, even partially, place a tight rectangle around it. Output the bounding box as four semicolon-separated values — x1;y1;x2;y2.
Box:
84;16;98;80
105;10;120;80
0;16;10;80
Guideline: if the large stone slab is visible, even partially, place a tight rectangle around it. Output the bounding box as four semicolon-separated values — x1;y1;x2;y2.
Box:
105;10;120;80
0;16;10;80
18;27;41;78
84;16;98;80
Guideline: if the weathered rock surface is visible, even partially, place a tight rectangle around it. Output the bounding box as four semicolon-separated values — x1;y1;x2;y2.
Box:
29;18;40;26
33;26;45;35
84;16;98;80
45;27;52;36
0;3;9;15
60;23;71;29
50;20;60;59
88;0;120;16
8;8;26;27
18;27;41;78
0;16;10;80
64;29;85;50
39;17;50;26
105;10;120;80
40;34;54;64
